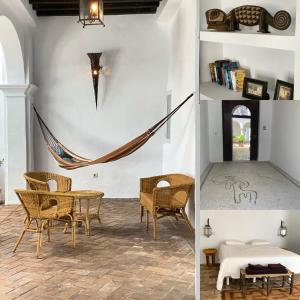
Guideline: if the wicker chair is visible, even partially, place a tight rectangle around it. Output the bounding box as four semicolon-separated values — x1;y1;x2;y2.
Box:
14;189;77;258
140;173;195;240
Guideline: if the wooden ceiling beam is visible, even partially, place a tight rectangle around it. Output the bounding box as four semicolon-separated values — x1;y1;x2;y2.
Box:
29;0;161;16
29;0;162;4
36;7;157;16
32;2;159;9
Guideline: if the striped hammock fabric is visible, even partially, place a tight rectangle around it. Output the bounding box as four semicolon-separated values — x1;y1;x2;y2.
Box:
33;93;194;170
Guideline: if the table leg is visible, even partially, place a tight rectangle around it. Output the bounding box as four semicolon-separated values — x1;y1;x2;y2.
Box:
290;273;294;295
206;255;209;266
266;277;270;296
212;254;215;265
242;274;246;296
86;199;91;236
97;196;102;224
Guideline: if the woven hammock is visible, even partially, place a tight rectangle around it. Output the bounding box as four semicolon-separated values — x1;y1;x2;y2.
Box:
34;93;194;170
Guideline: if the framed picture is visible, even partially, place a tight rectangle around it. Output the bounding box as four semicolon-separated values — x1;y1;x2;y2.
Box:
242;78;269;100
274;80;294;100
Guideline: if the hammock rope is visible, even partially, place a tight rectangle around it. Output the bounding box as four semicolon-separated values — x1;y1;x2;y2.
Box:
33;93;194;170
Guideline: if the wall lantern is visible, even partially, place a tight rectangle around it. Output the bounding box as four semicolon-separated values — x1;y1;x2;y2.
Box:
79;0;105;28
279;220;288;238
204;218;213;238
87;52;103;108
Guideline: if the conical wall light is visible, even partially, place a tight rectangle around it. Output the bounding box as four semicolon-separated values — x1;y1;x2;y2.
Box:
87;52;103;108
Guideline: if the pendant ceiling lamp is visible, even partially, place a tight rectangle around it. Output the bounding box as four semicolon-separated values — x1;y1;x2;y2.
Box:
79;0;105;28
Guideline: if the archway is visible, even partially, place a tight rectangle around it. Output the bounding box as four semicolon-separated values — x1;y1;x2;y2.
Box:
0;16;25;84
0;16;28;205
0;44;6;203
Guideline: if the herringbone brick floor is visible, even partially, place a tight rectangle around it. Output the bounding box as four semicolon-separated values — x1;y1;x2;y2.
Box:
0;199;195;300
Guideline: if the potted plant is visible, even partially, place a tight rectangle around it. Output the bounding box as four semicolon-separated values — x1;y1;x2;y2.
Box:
239;134;245;147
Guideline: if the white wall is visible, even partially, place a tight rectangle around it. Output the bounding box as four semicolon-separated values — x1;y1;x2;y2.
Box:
258;101;273;161
160;0;197;225
33;16;169;198
271;102;300;182
0;95;4;202
200;210;291;264
204;100;272;164
200;100;209;175
207;101;223;163
162;0;196;177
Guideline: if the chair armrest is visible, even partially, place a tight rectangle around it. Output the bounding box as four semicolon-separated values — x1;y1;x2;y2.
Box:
140;175;170;193
152;184;193;207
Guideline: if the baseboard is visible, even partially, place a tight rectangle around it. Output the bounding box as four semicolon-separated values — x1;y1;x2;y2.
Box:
200;163;213;189
269;162;300;188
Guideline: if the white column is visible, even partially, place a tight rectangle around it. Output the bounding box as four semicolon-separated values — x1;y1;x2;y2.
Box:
25;84;38;171
295;1;300;100
0;85;29;205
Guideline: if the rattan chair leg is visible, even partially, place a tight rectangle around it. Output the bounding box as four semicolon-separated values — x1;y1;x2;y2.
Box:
72;221;76;248
36;228;42;258
13;218;32;253
86;219;91;236
13;230;26;253
97;216;101;224
153;215;157;240
63;223;68;234
146;210;149;231
140;205;144;223
181;209;195;234
47;220;50;242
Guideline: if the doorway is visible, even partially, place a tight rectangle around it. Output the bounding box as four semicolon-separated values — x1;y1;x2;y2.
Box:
222;101;259;161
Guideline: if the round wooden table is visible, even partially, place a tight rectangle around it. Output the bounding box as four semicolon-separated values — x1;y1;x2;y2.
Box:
203;248;217;265
65;190;104;236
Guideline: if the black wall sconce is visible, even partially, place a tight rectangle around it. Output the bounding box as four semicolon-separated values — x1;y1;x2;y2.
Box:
79;0;105;28
204;218;213;238
279;220;288;238
87;52;103;108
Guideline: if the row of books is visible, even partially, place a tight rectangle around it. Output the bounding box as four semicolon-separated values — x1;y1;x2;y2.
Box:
209;60;246;92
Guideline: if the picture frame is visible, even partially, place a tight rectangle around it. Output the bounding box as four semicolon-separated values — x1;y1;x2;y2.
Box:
242;78;269;100
274;80;294;100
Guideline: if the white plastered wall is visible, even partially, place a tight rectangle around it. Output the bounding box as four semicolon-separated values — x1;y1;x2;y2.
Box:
160;0;197;225
199;210;292;264
33;15;169;198
270;101;300;183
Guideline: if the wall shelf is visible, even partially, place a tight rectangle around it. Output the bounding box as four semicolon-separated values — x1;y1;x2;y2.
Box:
200;30;296;52
199;0;299;100
200;82;274;100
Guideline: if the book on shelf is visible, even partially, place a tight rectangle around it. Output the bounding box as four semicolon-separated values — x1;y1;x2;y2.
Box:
214;60;230;85
235;69;246;91
209;60;245;93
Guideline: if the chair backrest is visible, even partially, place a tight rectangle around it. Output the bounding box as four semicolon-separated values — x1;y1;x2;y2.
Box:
155;174;194;208
24;172;72;192
15;189;74;219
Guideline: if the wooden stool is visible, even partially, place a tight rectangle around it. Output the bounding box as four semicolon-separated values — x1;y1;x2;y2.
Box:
203;248;217;265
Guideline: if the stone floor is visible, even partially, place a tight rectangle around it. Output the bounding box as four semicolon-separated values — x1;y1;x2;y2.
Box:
200;265;300;300
201;162;300;210
0;199;195;300
232;145;250;161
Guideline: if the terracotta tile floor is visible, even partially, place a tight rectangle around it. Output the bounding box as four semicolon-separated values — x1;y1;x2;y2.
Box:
0;200;195;300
